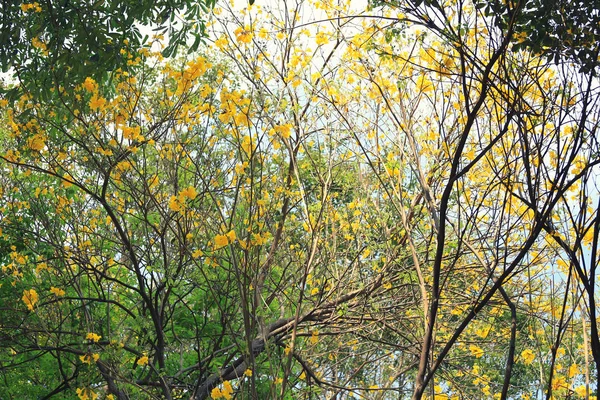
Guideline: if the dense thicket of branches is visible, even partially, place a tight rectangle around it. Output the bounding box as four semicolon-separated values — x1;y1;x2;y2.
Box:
1;0;599;399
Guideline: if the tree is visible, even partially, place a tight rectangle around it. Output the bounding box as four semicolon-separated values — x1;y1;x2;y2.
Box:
1;0;600;399
0;0;216;100
367;0;600;397
371;0;600;74
477;0;600;74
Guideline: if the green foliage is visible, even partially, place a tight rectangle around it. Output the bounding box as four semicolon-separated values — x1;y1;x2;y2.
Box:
476;0;600;74
0;0;216;100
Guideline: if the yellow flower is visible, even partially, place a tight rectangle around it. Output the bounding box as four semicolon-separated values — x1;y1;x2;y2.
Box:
180;186;198;200
212;230;236;250
76;388;97;400
122;125;143;141
475;325;491;339
31;37;47;52
273;124;292;139
192;249;204;259
62;176;74;188
575;385;588;397
213;234;228;249
221;381;233;399
551;375;567;390
137;355;149;366
316;31;329;46
76;388;87;400
214;36;228;49
226;230;236;242
86;332;101;342
89;95;106;111
244;368;252;377
169;187;198;213
416;73;434;93
168;196;181;212
513;31;527;44
211;387;223;399
521;349;535;365
50;287;65;296
310;330;319;344
21;2;41;12
28;134;46;151
568;363;579;378
234;27;252;44
240;135;254;155
79;353;99;364
36;262;48;274
258;27;269;39
469;345;484;358
82;77;97;92
22;289;38;311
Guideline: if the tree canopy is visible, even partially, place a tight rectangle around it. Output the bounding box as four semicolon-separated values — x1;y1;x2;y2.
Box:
479;0;600;73
1;0;600;399
0;0;215;100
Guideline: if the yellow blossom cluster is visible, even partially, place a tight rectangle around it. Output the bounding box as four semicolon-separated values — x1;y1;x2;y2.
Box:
169;186;198;212
211;380;233;399
50;287;66;296
213;230;236;250
22;289;38;311
86;332;102;343
76;388;98;400
20;2;41;12
79;353;100;364
137;354;149;366
234;27;252;44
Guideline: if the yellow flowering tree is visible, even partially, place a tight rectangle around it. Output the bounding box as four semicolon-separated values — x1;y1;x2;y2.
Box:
1;0;600;399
